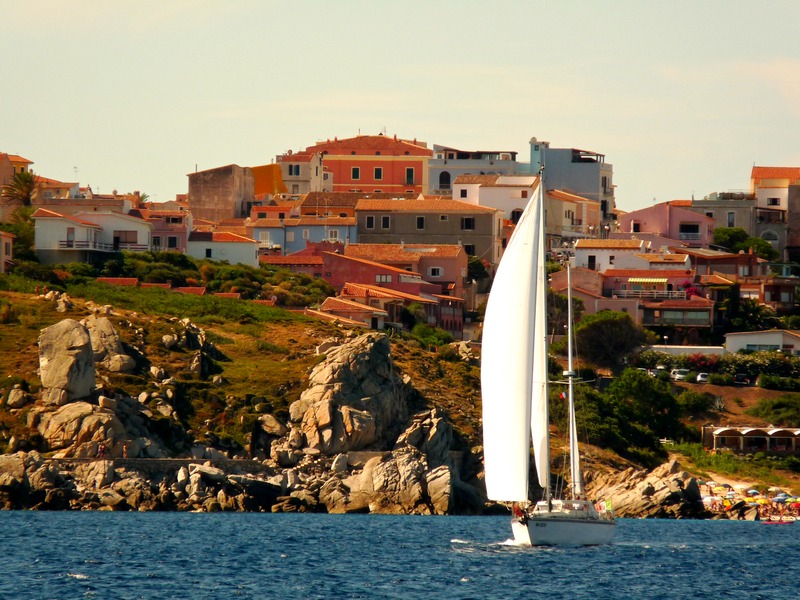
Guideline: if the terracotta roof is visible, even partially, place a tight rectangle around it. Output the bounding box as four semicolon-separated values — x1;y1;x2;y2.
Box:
324;252;423;277
0;153;33;164
344;243;461;263
306;134;432;156
547;189;594;203
294;216;356;226
633;253;689;264
340;282;436;304
751;166;800;181
453;175;500;185
699;274;734;285
259;255;324;266
575;239;646;249
188;231;255;243
96;277;139;286
252;299;277;306
320;296;387;315
138;209;188;218
140;282;172;288
278;152;316;163
642;296;714;309
604;269;695;278
303;308;369;327
668;200;693;207
174;287;207;295
674;248;739;259
302;191;411;208
355;198;497;213
32;208;101;228
213;292;242;299
726;329;800;338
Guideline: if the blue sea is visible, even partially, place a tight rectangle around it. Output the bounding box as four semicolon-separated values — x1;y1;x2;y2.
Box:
0;513;795;599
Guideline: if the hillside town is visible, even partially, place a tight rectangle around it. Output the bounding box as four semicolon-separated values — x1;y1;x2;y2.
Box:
2;133;800;351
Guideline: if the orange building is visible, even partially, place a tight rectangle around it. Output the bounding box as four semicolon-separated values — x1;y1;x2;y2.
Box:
303;133;432;195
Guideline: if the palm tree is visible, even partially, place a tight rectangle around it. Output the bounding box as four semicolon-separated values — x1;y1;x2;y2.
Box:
1;171;41;208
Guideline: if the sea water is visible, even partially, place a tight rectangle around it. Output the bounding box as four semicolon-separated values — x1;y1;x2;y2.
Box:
0;513;795;599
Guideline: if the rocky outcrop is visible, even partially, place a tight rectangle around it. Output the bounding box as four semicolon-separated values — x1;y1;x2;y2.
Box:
289;333;408;455
83;316;136;373
587;459;711;519
38;319;96;405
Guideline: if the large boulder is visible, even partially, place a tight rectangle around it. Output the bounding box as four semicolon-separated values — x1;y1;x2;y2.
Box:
38;319;95;405
289;333;408;455
84;316;136;373
37;401;127;456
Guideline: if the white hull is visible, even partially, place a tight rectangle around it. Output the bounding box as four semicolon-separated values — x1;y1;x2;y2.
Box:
512;516;617;546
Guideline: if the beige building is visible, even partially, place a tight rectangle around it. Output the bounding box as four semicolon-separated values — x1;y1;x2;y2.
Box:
187;164;254;223
355;198;501;266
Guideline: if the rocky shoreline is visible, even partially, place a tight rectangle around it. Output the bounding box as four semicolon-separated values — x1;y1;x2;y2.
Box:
0;298;744;519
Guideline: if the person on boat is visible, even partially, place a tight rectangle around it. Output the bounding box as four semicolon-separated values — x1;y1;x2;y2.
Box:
512;502;525;520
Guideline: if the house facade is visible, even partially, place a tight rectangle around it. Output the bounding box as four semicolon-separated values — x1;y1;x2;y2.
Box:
0;230;14;272
452;174;537;222
428;145;521;195
355;198;501;266
186;231;258;267
344;243;469;299
725;329;800;355
33;209;152;264
617;201;714;248
251;216;357;255
275;152;325;195
573;239;649;272
135;207;192;253
302;133;433;195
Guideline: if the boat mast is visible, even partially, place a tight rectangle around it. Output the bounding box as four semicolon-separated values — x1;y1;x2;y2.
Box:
566;265;584;498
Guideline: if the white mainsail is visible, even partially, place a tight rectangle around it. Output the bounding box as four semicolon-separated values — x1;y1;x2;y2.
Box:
529;181;550;493
480;177;542;502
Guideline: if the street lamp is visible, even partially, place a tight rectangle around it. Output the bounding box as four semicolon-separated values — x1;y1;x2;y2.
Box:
663;335;668;352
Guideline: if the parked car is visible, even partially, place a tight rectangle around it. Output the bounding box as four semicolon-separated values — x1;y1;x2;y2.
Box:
670;368;690;381
696;372;709;383
733;373;751;385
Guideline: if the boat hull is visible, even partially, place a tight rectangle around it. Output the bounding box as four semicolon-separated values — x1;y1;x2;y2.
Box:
512;516;616;546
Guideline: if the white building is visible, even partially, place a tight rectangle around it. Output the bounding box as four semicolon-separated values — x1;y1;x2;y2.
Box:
573;238;649;272
186;231;258;267
725;329;800;356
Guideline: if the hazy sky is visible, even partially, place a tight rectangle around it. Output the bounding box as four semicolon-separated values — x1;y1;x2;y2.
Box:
3;1;799;211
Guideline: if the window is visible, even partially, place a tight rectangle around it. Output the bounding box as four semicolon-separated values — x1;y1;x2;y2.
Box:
376;274;392;283
167;216;183;224
440;215;448;221
366;216;375;229
288;164;300;176
374;167;383;180
602;176;608;192
461;217;475;231
460;189;467;199
416;216;425;230
428;267;442;277
352;167;360;180
286;231;295;242
588;255;596;270
405;167;414;185
328;230;339;240
291;184;299;193
511;209;523;224
464;244;475;255
168;236;178;249
705;211;714;219
153;236;161;247
521;190;528;198
302;229;310;240
609;255;615;265
768;197;780;206
727;212;735;227
381;216;390;229
205;248;212;258
632;221;640;233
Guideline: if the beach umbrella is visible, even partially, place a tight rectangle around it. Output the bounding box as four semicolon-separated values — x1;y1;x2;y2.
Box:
733;484;750;491
747;489;760;495
773;497;787;503
744;497;756;503
713;486;727;494
721;483;733;489
705;481;717;487
768;486;784;492
757;498;770;505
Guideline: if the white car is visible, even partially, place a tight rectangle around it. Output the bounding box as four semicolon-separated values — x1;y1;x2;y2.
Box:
670;368;690;381
696;372;709;383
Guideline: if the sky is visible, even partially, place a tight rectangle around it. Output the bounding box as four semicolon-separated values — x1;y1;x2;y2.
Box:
3;1;800;212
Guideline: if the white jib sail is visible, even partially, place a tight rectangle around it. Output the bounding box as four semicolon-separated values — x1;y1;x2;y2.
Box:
480;178;541;502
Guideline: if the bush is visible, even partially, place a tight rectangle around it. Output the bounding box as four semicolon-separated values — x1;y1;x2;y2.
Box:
709;373;733;386
677;390;716;414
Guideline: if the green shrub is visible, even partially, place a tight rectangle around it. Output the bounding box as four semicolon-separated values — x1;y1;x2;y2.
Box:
709;373;733;386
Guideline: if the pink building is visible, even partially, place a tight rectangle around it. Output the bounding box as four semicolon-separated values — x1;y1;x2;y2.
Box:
617;201;714;248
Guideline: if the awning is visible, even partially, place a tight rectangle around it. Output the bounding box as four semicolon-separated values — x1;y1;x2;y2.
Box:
628;277;668;284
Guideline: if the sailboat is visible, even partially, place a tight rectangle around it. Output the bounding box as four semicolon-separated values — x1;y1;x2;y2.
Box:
481;174;616;546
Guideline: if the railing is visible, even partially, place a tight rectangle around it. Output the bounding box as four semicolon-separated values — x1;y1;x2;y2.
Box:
642;315;711;326
152;245;186;253
58;240;150;252
610;290;688;300
678;232;702;241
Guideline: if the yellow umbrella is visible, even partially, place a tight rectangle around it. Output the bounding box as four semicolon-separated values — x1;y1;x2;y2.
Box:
757;498;770;505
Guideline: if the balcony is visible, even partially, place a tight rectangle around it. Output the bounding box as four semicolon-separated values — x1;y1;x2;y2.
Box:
678;232;702;241
642;314;712;327
58;240;150;252
610;290;688;300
